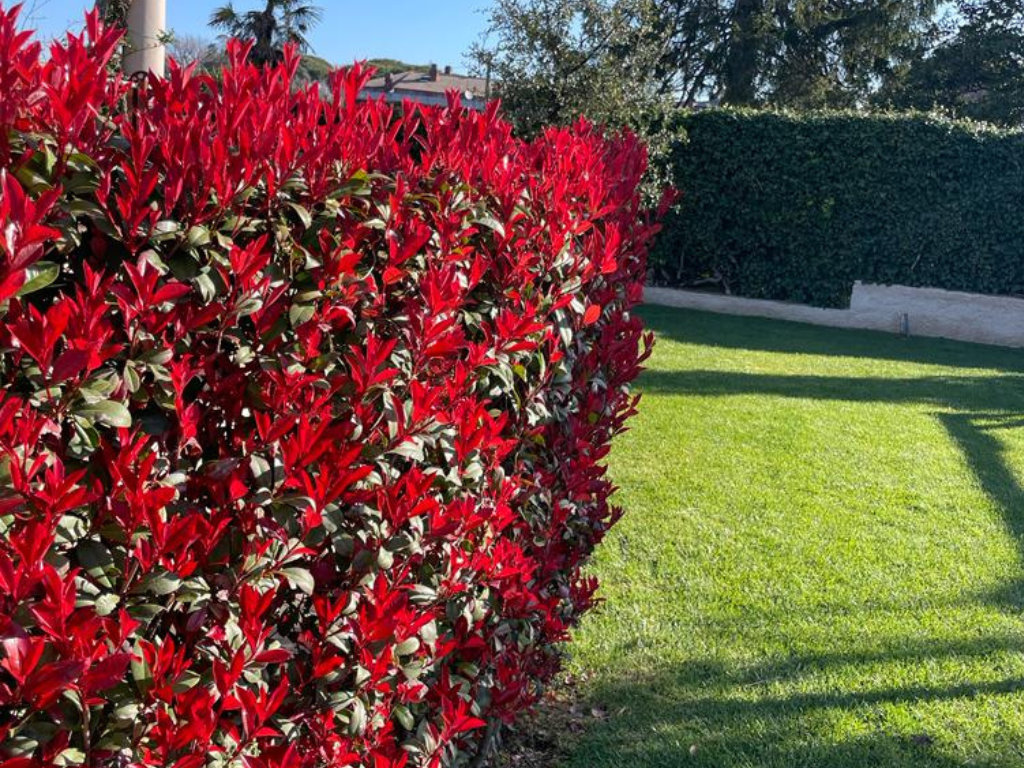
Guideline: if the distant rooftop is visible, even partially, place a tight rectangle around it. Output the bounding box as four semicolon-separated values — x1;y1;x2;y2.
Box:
363;65;492;108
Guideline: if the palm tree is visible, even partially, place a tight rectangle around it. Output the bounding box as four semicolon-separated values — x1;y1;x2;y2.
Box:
209;1;323;66
95;0;131;27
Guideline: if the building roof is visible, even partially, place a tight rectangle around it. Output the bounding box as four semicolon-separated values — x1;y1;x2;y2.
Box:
364;67;490;101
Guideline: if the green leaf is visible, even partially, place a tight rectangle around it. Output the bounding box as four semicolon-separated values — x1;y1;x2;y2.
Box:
16;262;59;297
235;295;263;317
64;173;100;195
473;214;505;238
134;569;181;596
329;169;373;199
76;400;132;429
194;271;217;303
394;703;415;730
131;639;153;695
186;225;211;247
124;364;141;394
75;539;117;589
14;164;52;192
395;637;420;656
128;603;163;624
172;668;203;693
54;748;87;767
55;514;88;546
78;376;119;404
66;152;99;172
111;701;141;724
346;698;366;736
5;735;41;758
281;567;315;596
152;220;182;242
95;732;132;751
286;201;313;229
94;593;120;617
388;437;425;462
289;303;316;327
409;584;437;606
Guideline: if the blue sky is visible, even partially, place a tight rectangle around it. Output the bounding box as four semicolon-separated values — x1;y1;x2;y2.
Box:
20;0;493;70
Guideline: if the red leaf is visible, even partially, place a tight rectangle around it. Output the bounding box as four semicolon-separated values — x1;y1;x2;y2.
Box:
254;648;291;664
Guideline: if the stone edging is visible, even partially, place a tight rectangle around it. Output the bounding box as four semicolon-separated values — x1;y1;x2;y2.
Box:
643;283;1024;349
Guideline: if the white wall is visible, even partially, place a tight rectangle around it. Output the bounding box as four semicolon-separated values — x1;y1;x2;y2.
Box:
643;283;1024;349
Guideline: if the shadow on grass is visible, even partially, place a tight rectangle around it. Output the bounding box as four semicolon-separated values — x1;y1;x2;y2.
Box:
573;655;1024;768
732;634;1024;688
577;663;1015;765
938;412;1024;612
638;304;1024;372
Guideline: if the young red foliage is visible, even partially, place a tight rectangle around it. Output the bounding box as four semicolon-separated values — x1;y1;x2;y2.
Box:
0;4;664;766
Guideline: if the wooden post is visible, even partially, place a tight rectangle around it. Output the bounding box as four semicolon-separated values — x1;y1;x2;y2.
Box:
123;0;166;77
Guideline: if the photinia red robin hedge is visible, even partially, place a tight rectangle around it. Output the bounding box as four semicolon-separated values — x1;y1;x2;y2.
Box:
0;5;665;767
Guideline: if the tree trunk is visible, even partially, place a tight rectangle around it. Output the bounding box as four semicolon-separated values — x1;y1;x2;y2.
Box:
253;3;278;65
722;0;763;105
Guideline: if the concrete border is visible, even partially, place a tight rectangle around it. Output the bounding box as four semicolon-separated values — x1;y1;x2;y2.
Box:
643;283;1024;349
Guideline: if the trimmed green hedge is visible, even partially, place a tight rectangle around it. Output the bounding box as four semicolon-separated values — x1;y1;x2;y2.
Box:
651;109;1024;308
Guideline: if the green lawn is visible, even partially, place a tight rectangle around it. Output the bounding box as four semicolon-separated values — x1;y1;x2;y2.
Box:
564;306;1024;768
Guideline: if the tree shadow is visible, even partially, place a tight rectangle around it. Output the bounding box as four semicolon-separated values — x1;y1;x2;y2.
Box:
574;653;1024;768
638;304;1024;372
937;412;1024;611
601;740;1004;768
731;634;1024;688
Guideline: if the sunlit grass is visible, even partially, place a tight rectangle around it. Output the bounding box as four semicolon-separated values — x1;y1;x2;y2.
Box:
564;306;1024;768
